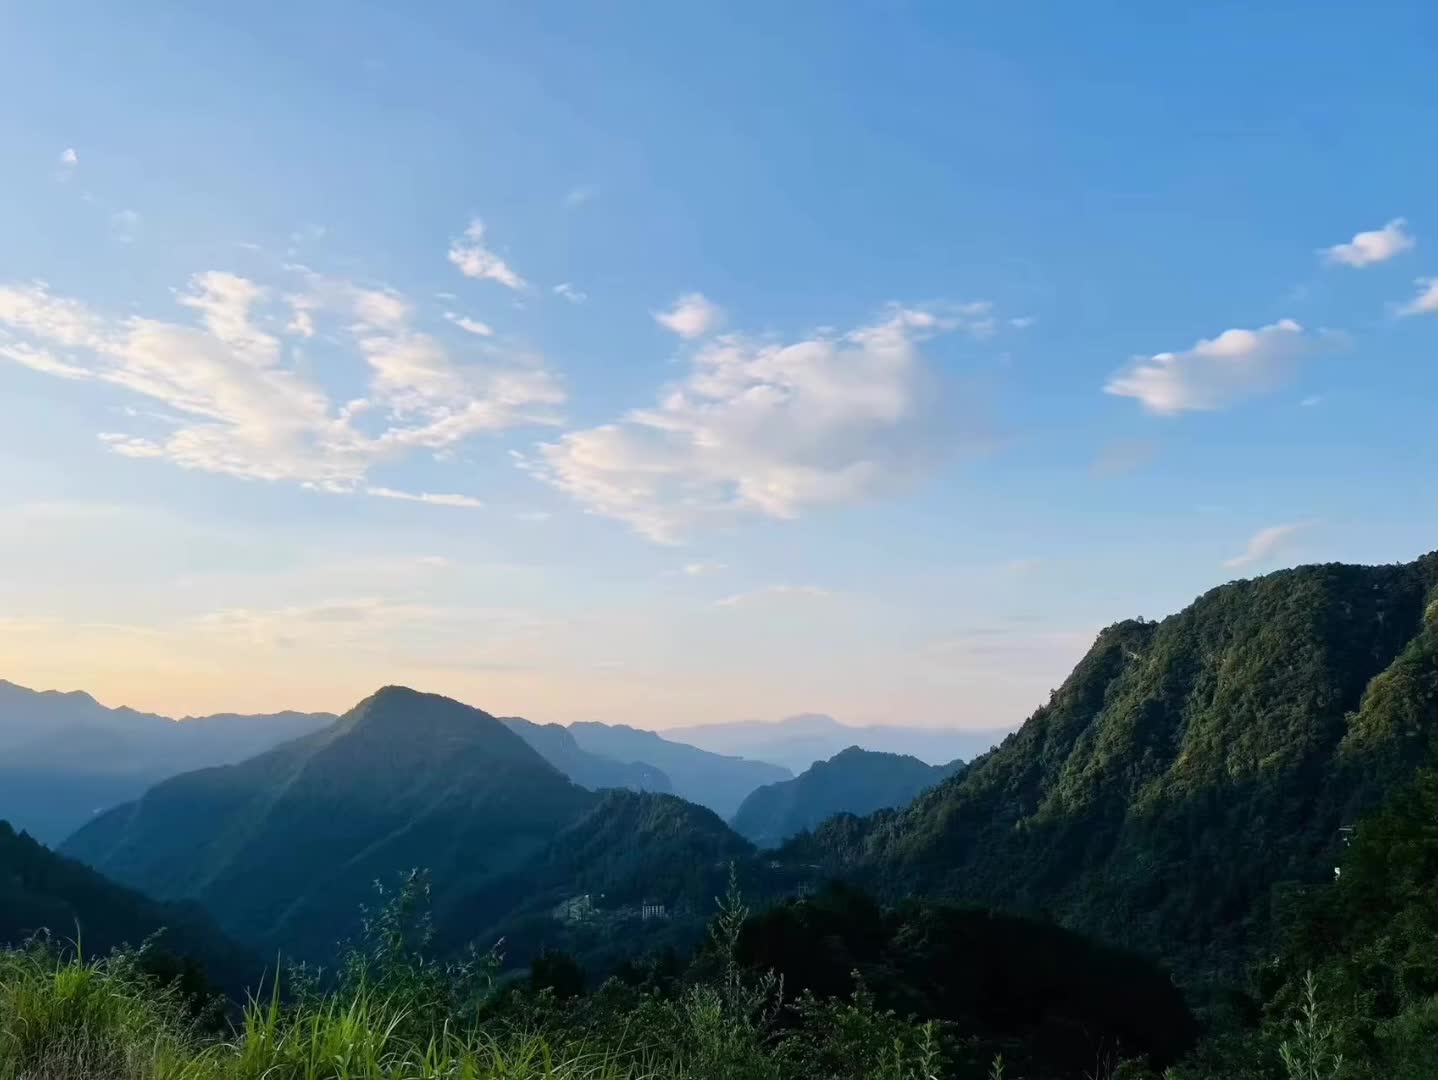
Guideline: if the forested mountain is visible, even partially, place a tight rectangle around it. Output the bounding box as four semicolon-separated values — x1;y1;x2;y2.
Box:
0;820;253;992
568;722;791;817
667;713;1008;773
61;688;759;968
501;716;672;793
63;687;595;959
0;679;332;843
785;553;1438;985
731;747;964;849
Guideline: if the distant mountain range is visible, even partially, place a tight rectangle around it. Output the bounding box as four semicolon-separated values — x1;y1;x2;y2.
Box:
731;746;965;849
500;717;671;793
663;713;1010;773
0;680;333;843
567;721;791;818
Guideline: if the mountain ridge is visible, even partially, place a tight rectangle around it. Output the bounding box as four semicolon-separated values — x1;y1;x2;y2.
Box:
783;552;1438;982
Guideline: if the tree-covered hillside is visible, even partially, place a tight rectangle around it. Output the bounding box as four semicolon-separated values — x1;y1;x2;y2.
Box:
786;553;1438;985
0;820;252;993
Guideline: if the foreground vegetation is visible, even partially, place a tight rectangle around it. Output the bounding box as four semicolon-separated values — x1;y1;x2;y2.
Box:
7;774;1438;1080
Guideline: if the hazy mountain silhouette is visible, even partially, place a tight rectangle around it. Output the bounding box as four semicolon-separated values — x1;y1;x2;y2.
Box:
664;712;1009;773
568;721;790;817
731;746;964;849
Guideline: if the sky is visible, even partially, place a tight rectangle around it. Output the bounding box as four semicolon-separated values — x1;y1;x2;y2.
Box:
1;3;1436;728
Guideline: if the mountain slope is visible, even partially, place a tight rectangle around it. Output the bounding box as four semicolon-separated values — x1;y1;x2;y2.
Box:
568;722;790;817
667;713;1009;772
0;820;253;992
0;679;332;843
64;687;596;960
787;553;1438;982
731;746;963;849
501;716;671;793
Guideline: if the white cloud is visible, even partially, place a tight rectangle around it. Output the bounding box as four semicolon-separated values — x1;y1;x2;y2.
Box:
59;148;78;168
553;282;587;305
1009;315;1037;329
444;311;494;337
654;292;723;339
681;561;727;576
366;486;484;508
715;584;832;608
0;269;565;494
1223;522;1311;570
110;209;141;243
1397;277;1438;317
1105;318;1309;415
448;218;526;290
1322;218;1415;268
524;306;960;542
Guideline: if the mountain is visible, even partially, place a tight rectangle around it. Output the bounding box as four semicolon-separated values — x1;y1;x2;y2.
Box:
663;712;1010;773
63;687;595;960
0;819;253;992
730;746;964;849
0;679;332;843
786;553;1438;984
62;688;759;968
500;716;671;793
568;722;791;818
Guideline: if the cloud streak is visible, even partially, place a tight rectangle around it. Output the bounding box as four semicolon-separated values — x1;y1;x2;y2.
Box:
1105;319;1310;415
1321;218;1415;268
654;293;723;338
1397;277;1438;317
1223;522;1311;570
448;218;526;290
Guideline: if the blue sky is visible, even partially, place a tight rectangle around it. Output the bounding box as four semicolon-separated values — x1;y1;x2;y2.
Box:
1;2;1435;725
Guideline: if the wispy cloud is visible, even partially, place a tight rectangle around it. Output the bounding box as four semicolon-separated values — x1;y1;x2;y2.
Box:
715;584;832;608
1396;277;1438;317
524;306;967;542
110;209;141;244
681;561;727;577
1105;319;1310;415
444;311;494;336
563;185;596;210
1321;218;1415;268
0;268;564;495
366;486;484;508
448;218;527;290
1223;521;1311;570
654;292;723;339
1091;439;1157;478
553;282;587;305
